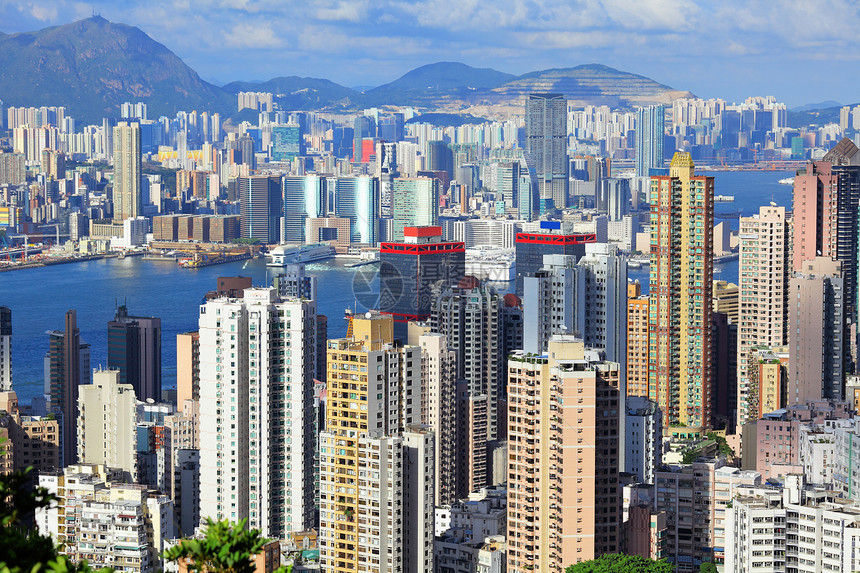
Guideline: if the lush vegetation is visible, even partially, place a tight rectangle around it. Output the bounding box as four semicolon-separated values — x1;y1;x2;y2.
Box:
164;517;288;573
706;431;735;459
566;554;675;572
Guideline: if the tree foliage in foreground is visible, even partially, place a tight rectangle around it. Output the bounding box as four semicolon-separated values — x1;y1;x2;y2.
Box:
163;517;287;573
566;554;675;573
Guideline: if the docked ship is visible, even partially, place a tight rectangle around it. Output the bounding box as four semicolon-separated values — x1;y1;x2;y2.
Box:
266;244;335;267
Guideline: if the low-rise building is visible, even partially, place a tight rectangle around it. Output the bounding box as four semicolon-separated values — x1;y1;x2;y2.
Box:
36;464;174;573
726;474;860;573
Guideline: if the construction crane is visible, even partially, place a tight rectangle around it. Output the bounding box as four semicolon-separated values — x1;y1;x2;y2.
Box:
0;232;31;259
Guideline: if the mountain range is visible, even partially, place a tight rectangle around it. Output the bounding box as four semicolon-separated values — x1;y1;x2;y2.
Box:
0;17;693;124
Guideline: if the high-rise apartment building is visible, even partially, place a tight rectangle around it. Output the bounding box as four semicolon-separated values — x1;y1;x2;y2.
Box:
198;288;317;538
712;280;739;323
391;177;439;241
318;313;433;573
176;331;200;405
429;277;503;444
507;336;621;571
525;93;569;209
635;105;665;177
789;257;844;404
112;121;142;222
379;226;465;338
627;282;649;398
744;346;789;419
523;244;627;377
625;396;662;484
0;307;10;392
792;139;860;369
77;370;137;482
0;391;60;473
46;310;91;467
282;175;325;243
239;175;281;243
107;305;162;402
417;333;458;506
736;206;790;425
648;153;714;429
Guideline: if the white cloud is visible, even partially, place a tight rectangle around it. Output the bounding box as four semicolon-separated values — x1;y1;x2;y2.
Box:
29;2;59;21
223;21;283;49
316;1;367;22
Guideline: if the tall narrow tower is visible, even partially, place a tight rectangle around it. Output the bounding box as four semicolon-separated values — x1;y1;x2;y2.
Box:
635;105;665;177
47;310;88;467
107;305;162;402
648;153;714;429
736;206;791;425
198;288;317;538
112;121;142;222
318;313;433;573
507;336;621;571
0;307;10;392
525;93;569;210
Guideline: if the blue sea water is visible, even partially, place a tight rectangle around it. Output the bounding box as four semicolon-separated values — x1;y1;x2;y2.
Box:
0;257;376;405
0;169;795;405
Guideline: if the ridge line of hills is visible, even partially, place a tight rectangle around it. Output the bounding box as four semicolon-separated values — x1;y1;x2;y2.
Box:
0;16;693;124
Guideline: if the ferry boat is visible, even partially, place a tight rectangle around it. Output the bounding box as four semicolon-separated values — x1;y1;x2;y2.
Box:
779;177;795;185
266;244;335;267
714;195;735;202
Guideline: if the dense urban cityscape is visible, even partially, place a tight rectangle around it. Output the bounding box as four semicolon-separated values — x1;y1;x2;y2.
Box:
1;7;860;573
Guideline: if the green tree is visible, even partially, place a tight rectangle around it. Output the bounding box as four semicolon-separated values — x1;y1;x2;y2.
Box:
706;431;735;459
164;517;287;573
566;554;675;573
699;563;719;573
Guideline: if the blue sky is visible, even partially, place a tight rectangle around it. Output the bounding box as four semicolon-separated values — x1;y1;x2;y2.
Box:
1;0;859;107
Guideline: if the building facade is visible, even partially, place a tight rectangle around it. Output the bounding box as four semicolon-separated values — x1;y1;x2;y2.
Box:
198;288;317;538
525;93;569;209
648;153;714;429
737;206;790;426
507;337;621;571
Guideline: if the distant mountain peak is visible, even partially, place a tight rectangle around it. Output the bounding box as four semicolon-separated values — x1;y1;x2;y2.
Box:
0;16;231;122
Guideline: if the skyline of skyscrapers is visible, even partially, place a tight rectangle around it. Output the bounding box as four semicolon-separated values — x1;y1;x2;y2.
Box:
8;66;860;573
